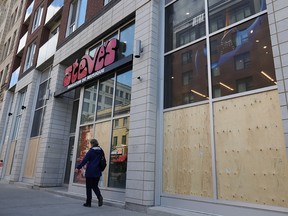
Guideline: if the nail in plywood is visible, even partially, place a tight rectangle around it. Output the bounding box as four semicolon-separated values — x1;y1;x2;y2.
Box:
214;90;288;207
163;104;213;198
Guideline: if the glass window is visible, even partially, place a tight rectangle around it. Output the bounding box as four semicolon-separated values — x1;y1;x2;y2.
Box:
108;117;129;188
70;100;79;133
119;23;135;58
0;65;9;86
114;69;132;116
208;0;266;33
31;67;51;137
32;5;43;32
182;71;193;86
0;71;3;86
210;15;276;98
12;89;26;140
67;0;87;36
164;40;208;108
165;0;205;52
24;41;36;71
96;76;114;120
74;125;93;184
88;43;101;57
182;51;192;65
81;83;97;124
31;108;45;137
104;0;112;5
235;52;251;70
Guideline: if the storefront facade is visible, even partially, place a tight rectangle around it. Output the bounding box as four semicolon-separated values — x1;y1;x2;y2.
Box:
1;0;288;215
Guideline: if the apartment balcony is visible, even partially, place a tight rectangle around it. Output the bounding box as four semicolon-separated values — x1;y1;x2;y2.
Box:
24;1;34;23
45;0;64;25
36;32;58;69
17;32;28;54
8;67;20;89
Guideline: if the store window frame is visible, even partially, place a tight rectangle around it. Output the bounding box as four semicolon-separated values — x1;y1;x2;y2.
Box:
164;0;275;110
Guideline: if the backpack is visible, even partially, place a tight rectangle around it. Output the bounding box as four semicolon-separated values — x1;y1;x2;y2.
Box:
99;149;107;171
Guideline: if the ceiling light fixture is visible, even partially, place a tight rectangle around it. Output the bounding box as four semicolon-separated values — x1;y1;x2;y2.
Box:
219;82;234;91
261;71;276;84
191;89;208;99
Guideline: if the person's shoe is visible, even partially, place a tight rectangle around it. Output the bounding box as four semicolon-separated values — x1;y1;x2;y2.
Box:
83;203;91;207
98;196;103;207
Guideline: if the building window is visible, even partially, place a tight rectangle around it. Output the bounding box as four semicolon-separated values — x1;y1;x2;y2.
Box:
235;52;251;70
74;69;132;188
80;83;97;124
66;0;87;36
113;136;118;147
165;1;275;107
237;77;253;93
208;0;266;33
30;67;51;137
0;65;9;86
183;92;194;104
24;42;36;71
210;15;275;98
164;40;208;108
182;51;192;65
104;0;112;6
115;119;119;128
12;89;27;140
32;5;43;32
182;71;193;86
122;135;126;145
165;0;205;52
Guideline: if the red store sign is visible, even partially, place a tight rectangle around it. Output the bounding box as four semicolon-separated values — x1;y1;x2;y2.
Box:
63;38;119;88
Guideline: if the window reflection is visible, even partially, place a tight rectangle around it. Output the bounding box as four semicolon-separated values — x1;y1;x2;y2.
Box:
208;0;266;33
114;70;132;116
96;76;114;120
211;15;276;98
81;83;97;124
73;125;93;184
165;0;205;52
119;23;135;58
108;117;129;189
164;40;208;108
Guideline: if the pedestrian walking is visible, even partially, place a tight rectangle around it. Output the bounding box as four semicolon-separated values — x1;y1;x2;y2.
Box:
75;138;104;207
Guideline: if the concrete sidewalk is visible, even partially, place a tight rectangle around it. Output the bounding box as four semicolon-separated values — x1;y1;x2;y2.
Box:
0;181;150;216
0;181;216;216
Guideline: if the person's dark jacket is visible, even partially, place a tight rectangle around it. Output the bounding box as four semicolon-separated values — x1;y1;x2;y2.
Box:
77;146;103;178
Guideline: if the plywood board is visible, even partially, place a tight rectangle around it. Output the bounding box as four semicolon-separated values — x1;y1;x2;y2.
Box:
163;104;213;197
214;90;288;207
94;121;111;187
23;137;40;178
5;140;16;176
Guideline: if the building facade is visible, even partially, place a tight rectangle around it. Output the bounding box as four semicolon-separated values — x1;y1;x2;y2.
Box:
0;0;288;215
